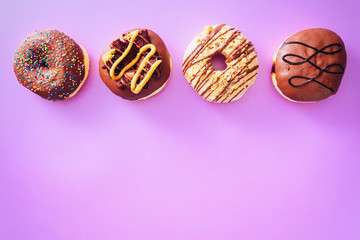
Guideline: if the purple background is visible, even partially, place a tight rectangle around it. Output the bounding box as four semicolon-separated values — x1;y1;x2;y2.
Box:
1;0;360;239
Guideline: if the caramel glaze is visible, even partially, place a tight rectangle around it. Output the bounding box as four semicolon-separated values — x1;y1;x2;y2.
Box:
99;29;171;101
183;25;258;103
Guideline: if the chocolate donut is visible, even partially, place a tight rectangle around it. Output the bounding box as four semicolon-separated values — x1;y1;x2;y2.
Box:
183;24;259;103
99;28;171;101
13;30;89;101
271;28;347;102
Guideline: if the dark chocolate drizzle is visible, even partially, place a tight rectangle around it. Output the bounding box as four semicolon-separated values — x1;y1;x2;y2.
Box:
282;41;344;92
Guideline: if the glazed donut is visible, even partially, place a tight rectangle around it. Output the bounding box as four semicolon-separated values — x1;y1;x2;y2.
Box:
13;29;89;101
271;28;347;102
183;24;259;103
99;28;171;101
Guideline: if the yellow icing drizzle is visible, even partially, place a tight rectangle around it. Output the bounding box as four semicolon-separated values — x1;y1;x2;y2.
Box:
103;30;162;94
102;49;116;62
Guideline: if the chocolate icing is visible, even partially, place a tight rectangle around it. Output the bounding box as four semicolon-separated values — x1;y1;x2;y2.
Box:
13;30;86;101
273;28;347;102
99;29;171;101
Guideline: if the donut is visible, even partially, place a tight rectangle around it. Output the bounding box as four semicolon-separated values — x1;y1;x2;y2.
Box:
99;28;171;101
271;28;347;102
182;24;259;103
13;30;89;101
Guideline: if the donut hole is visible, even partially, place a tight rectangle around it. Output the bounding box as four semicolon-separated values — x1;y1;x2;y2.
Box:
29;50;49;69
39;58;49;68
211;54;227;71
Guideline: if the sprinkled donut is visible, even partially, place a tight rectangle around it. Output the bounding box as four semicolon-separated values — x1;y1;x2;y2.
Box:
13;30;89;101
183;24;259;103
99;28;171;101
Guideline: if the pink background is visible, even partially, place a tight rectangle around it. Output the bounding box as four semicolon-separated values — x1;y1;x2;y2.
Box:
1;0;360;239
